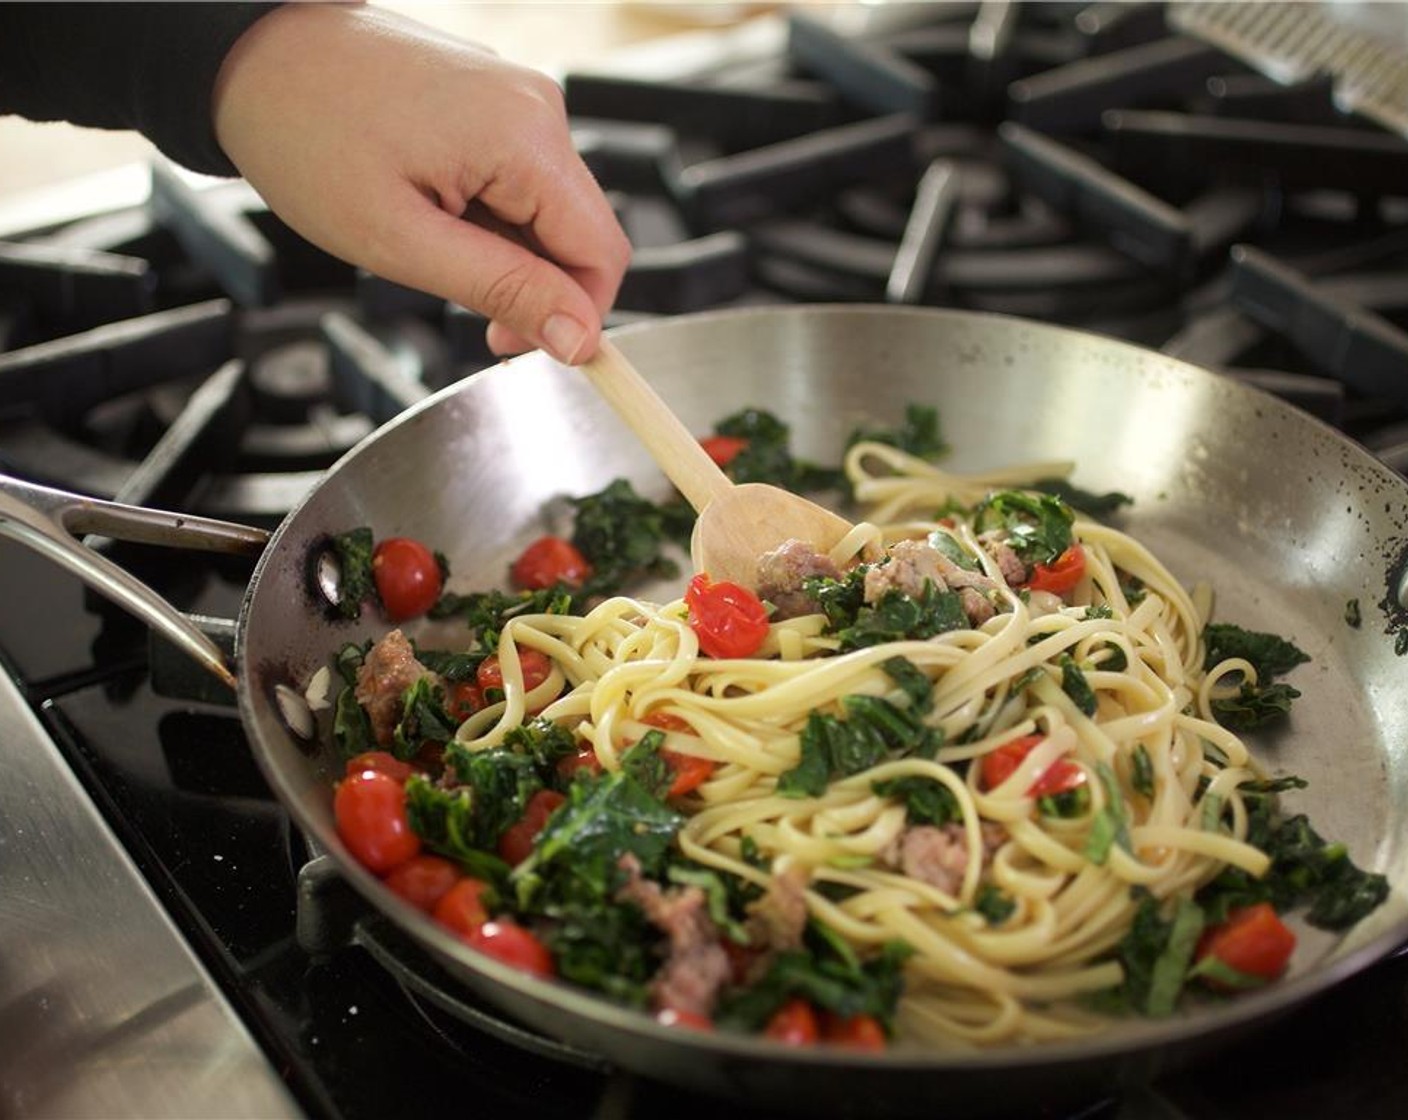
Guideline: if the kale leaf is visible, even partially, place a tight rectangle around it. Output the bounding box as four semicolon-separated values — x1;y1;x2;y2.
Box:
1203;624;1310;679
846;404;948;460
1031;478;1133;521
327;527;375;619
714;923;911;1032
511;769;684;910
1202;623;1310;732
713;408;845;492
390;677;458;761
972;491;1075;566
402;774;512;883
1059;653;1098;716
1196;801;1389;931
807;573;969;652
778;693;941;798
440;745;544;849
871;775;959;826
570;479;694;592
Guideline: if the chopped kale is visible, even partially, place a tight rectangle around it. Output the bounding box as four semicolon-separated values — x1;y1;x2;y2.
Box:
333;683;375;759
403;774;512;883
1197;805;1389;931
430;585;576;647
327;526;375;619
1203;624;1310;680
926;529;980;571
1210;681;1302;731
1031;478;1133;521
871;775;960;826
846;404;948;460
1202;623;1310;732
390;676;458;761
713;408;845;492
503;717;584;783
813;577;969;652
1037;785;1091;818
1131;744;1155;800
880;656;935;712
1059;653;1098;716
440;745;544;849
1144;897;1206;1017
778;693;941;798
621;729;673;799
1083;762;1131;865
568;479;694;593
512;769;684;910
413;646;482;682
974;885;1017;926
714;923;911;1032
972;491;1075;566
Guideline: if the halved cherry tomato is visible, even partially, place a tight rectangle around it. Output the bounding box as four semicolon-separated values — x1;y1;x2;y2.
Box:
432;877;491;937
446;681;485;722
685;573;770;659
557;744;604;782
477;646;554;696
700;434;748;468
1026;545;1086;596
1195;902;1296;986
821;1012;887;1051
764;998;820;1046
980;734;1087;797
334;769;421;873
497;789;567;866
655;1007;714;1031
372;536;443;621
467;919;556;978
511;536;593;590
642;711;717;796
345;750;416;784
383;854;460;913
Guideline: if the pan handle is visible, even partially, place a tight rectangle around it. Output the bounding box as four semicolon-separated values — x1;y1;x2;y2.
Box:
0;474;270;691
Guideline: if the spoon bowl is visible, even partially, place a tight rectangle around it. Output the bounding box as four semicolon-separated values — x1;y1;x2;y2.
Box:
576;339;856;588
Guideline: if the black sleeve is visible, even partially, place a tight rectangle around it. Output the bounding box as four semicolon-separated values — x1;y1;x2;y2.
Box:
0;2;283;176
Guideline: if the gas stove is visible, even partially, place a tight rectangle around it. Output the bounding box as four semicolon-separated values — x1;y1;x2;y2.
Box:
3;4;1408;1118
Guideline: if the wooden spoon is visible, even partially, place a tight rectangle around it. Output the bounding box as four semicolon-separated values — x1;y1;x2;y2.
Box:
577;338;855;589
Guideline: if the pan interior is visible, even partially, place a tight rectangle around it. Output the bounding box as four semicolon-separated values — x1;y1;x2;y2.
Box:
237;305;1408;1077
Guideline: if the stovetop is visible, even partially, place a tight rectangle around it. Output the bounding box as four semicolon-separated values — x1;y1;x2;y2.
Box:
3;3;1408;1118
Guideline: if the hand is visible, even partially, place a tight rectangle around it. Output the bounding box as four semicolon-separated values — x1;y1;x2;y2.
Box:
211;4;630;364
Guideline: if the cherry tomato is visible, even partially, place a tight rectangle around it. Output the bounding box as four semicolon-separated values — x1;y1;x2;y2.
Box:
640;711;717;796
557;744;603;783
685;573;770;659
477;647;554;696
372;536;443;621
432;877;491;937
764;998;820;1046
655;1007;714;1031
700;434;748;468
1195;903;1296;986
345;750;416;784
511;536;593;590
1026;545;1086;596
821;1012;887;1051
980;734;1086;798
383;854;460;913
467;919;556;978
446;681;485;721
497;789;567;866
334;769;421;874
662;751;715;797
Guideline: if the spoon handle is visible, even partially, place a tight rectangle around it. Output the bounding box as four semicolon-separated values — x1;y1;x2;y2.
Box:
577;337;734;513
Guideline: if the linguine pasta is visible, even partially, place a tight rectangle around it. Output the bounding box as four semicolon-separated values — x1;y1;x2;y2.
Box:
437;440;1284;1047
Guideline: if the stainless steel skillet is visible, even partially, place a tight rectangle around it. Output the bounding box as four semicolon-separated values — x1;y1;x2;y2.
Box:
4;305;1407;1115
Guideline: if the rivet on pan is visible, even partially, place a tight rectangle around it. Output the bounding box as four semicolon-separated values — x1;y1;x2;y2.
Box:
315;549;344;610
1398;566;1408;611
275;682;317;741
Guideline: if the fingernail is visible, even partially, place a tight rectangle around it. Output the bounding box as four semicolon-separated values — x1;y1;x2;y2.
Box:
542;313;589;365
